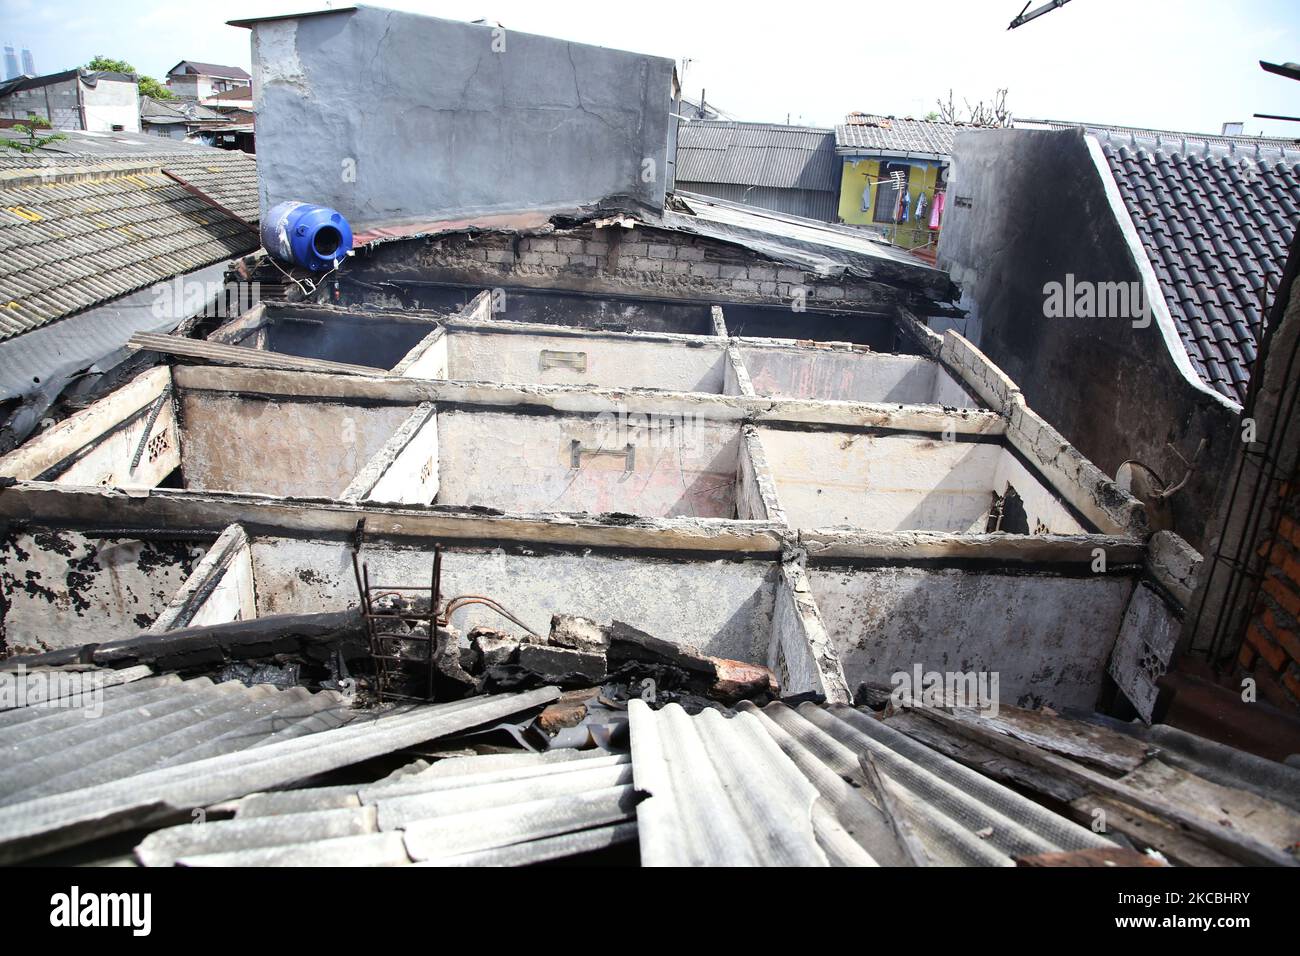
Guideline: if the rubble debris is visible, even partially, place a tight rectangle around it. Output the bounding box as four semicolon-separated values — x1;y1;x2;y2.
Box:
537;689;599;735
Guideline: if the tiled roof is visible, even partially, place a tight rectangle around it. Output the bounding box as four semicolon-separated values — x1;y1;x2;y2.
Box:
169;61;251;80
835;114;967;156
139;95;229;125
0;159;258;341
1020;117;1300;162
161;153;259;223
1103;142;1300;404
675;121;838;191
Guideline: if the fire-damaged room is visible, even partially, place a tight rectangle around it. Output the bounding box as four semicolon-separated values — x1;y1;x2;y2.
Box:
0;1;1297;893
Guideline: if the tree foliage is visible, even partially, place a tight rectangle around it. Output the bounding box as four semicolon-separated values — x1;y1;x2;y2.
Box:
0;116;67;153
85;55;174;100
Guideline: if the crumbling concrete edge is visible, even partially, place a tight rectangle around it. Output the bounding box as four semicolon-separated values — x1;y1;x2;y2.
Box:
340;402;436;502
149;522;251;633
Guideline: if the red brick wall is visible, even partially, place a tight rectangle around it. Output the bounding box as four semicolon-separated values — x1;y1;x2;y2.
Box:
1239;476;1300;709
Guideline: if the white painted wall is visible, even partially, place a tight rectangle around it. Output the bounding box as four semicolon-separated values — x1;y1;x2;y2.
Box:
739;346;977;407
395;329;448;378
436;410;743;518
81;78;141;132
365;407;440;505
151;524;257;632
809;564;1135;711
445;329;728;392
757;428;1084;533
0;367;173;483
55;399;180;490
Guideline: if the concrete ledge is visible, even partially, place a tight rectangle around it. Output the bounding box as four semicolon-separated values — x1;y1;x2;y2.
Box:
799;528;1146;565
1145;529;1202;608
0;482;793;555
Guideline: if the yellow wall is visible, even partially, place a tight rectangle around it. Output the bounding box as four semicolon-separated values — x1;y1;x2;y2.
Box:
838;157;941;244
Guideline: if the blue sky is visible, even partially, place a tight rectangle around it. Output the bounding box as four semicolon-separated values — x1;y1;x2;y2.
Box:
2;0;1297;135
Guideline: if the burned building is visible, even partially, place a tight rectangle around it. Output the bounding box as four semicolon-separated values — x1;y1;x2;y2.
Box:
0;5;1295;869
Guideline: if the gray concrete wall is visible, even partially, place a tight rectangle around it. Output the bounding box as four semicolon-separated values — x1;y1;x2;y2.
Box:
435;409;743;519
809;563;1135;711
444;324;728;392
249;537;778;663
937;127;1238;548
178;390;414;498
248;6;674;226
757;427;1085;534
738;343;976;406
0;76;82;128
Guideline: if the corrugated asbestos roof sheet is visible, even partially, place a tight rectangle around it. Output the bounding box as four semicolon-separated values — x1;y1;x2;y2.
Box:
835;114;966;156
675;121;838;191
0;157;258;341
133;747;637;865
161;152;260;223
627;700;1111;866
1103;142;1300;404
0;682;560;863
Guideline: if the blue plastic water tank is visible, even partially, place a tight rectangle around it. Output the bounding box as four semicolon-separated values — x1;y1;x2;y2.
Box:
262;201;354;272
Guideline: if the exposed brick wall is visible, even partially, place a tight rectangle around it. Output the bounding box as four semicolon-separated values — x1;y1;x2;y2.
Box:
1238;477;1300;709
351;223;913;314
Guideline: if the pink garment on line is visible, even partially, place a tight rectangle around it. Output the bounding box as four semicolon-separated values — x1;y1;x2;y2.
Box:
929;191;945;230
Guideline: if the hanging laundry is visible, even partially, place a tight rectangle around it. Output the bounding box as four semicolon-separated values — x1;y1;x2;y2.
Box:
914;192;928;222
929;190;946;230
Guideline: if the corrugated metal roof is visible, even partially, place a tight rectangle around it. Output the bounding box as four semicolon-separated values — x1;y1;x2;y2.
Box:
161;153;259;223
672;182;840;223
675;121;838;191
628;699;1114;866
0;684;560;863
0;162;257;341
132;745;636;866
835;114;966;156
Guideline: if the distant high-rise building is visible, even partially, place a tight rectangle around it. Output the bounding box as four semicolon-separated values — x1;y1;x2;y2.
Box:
21;48;35;76
3;46;19;81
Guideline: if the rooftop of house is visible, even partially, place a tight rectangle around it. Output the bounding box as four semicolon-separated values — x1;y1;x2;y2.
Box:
167;60;251;81
139;95;231;125
1018;116;1300;162
835;113;969;157
0;68;136;97
0;149;258;341
674;120;839;194
1102;141;1300;404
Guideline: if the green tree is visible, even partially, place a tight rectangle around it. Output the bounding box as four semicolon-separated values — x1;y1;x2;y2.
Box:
85;55;173;99
0;116;67;153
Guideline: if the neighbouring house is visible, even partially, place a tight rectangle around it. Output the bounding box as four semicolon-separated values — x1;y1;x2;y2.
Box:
678;92;728;121
165;60;251;99
195;87;256;152
835;113;964;250
0;130;259;449
0;69;140;132
139;94;233;141
1014;115;1300;154
673;120;840;221
936;123;1299;552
